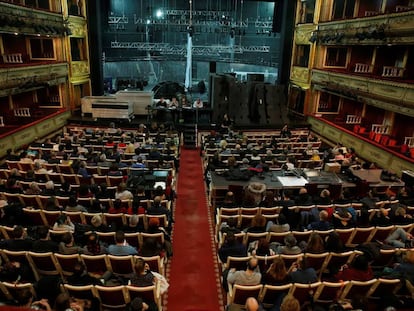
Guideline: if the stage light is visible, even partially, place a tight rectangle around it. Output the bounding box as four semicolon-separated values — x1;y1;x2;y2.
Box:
156;9;163;18
146;19;151;25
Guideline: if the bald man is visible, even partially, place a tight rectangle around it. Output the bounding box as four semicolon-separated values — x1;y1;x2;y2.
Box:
245;297;260;311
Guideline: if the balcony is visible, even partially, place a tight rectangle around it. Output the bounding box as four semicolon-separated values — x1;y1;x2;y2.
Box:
0;62;68;97
312;69;414;117
316;10;414;46
0;2;65;37
308;116;414;174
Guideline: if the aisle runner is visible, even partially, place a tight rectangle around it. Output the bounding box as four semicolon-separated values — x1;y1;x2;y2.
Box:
166;149;223;311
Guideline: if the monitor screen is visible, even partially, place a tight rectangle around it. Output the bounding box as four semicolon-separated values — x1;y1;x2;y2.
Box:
153;170;169;178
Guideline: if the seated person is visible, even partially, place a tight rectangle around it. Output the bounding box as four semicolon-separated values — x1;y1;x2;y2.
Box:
155;97;168;108
193;98;203;108
334;254;373;281
169;97;179;109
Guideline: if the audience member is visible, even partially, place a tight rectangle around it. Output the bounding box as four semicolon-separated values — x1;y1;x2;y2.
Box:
289;257;318;284
227;257;261;287
275;234;302;255
53;214;75;232
83;232;107;255
218;232;247;263
262;257;292;285
32;225;58;253
58;232;83;255
304;232;325;254
335;254;373;281
130;258;155;287
307;210;333;231
280;295;300;311
0;225;33;251
108;230;138;255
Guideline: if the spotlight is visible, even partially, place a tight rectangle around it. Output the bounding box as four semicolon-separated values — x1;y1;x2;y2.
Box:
156;9;163;19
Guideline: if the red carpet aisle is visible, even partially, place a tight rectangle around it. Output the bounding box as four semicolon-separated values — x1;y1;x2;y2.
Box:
165;148;224;311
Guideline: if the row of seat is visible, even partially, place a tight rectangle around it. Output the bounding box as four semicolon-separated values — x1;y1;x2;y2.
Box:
221;248;403;279
217;224;414;248
0;249;165;281
227;278;403;309
1;192;171;211
19;208;168;230
201;129;312;143
0;281;162;311
3;164;173;180
216;202;387;219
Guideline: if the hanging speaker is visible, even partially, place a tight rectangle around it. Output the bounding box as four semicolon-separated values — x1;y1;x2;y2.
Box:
272;0;284;33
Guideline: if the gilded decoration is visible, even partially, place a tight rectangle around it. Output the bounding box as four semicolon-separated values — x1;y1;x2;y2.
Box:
316;10;414;45
68;18;87;37
295;24;317;45
291;66;310;84
71;61;90;76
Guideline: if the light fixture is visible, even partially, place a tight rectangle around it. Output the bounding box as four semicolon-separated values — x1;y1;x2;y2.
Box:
156;9;163;18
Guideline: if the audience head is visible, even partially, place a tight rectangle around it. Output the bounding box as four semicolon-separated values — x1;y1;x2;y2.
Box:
61;232;73;245
250;214;267;229
91;214;103;228
280;295;300;311
45;180;54;190
307;232;324;253
148;217;160;229
247;257;258;271
245;297;260;311
134;258;147;274
130;297;148;311
320;189;330;198
115;230;125;244
284;234;297;248
13;225;25;239
319;210;329;221
54;293;72;311
37;226;50;239
268;257;287;281
325;231;345;252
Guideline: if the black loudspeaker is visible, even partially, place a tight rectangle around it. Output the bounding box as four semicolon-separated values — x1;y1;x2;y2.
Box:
247;74;264;82
209;61;216;73
272;0;284;33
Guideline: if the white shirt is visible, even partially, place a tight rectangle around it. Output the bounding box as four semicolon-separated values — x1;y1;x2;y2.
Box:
193;100;203;108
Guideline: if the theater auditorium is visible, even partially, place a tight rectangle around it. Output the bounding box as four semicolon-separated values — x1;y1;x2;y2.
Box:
0;0;414;311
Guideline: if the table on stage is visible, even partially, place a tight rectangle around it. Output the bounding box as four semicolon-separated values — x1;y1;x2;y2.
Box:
151;106;212;125
209;171;313;208
348;167;404;188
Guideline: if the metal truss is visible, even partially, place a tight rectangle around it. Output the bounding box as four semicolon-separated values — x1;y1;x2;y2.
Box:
110;41;270;55
108;15;129;24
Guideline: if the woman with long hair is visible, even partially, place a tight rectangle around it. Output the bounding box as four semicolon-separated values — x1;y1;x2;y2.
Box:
304;232;325;254
262;257;292;285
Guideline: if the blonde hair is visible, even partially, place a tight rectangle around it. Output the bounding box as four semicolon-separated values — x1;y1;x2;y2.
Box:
280;295;300;311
